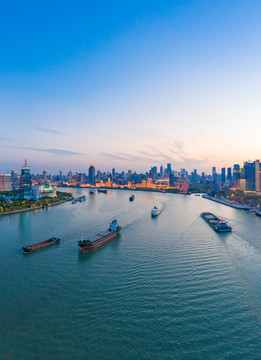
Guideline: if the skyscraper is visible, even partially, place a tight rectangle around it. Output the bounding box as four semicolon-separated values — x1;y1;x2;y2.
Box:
19;159;32;199
89;164;96;185
233;164;241;188
221;168;226;184
255;160;260;193
212;167;217;183
243;161;255;191
43;168;47;183
11;169;18;183
227;167;232;183
167;163;172;174
169;172;174;186
160;165;163;178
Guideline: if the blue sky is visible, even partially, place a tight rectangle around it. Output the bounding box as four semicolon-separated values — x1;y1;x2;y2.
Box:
1;0;261;173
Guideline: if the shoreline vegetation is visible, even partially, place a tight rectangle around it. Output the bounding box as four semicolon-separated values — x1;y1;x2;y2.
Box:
0;191;72;216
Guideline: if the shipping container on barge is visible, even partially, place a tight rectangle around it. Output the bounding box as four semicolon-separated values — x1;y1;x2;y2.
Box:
23;237;60;253
78;220;121;253
201;212;232;232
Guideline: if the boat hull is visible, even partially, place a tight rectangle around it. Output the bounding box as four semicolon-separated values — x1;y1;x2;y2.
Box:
79;231;120;253
23;237;60;253
201;212;232;232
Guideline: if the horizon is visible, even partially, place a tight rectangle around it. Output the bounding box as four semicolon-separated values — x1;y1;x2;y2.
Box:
1;1;261;173
1;158;256;176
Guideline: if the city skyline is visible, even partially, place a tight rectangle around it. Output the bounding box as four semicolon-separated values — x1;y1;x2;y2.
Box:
1;1;261;173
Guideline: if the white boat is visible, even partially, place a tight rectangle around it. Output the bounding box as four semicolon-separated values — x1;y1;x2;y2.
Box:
151;205;162;217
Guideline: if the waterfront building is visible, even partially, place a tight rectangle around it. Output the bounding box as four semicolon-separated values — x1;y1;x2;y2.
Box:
89;164;96;185
169;172;174;187
19;160;32;199
39;183;57;197
0;174;12;191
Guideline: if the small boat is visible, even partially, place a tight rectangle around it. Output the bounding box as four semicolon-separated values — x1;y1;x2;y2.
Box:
23;237;60;253
98;189;107;194
129;195;135;201
201;212;232;232
78;220;121;253
151;205;162;217
89;191;94;195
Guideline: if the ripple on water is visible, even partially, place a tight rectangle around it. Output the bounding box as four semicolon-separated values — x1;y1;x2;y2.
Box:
0;190;261;359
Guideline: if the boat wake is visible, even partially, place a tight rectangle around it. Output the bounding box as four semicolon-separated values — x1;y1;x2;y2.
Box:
224;232;261;323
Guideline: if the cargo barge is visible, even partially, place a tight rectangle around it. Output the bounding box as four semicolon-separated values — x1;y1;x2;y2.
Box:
78;220;121;253
23;237;60;253
201;212;232;232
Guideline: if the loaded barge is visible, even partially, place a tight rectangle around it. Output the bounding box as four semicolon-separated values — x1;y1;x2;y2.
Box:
201;212;232;232
78;220;121;253
23;237;60;253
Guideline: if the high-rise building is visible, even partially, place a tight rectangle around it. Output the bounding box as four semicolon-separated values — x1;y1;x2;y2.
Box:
255;160;260;193
221;168;226;183
243;161;255;191
167;163;172;174
169;172;174;186
227;167;232;183
112;168;115;179
89;164;96;185
151;166;157;176
201;172;206;184
212;167;217;183
43;168;47;183
19;159;32;199
160;165;163;178
59;171;63;182
233;164;241;188
0;174;12;191
11;169;18;183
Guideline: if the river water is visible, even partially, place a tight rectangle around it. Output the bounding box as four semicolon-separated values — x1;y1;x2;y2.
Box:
0;189;261;359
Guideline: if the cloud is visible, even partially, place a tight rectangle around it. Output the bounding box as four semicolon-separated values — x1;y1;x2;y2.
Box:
12;146;86;156
35;127;65;135
101;144;208;170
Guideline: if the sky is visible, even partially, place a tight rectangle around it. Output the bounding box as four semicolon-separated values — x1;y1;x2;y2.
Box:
1;0;261;174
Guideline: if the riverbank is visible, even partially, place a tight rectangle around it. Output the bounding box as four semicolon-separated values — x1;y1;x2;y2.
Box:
0;199;69;216
202;194;255;210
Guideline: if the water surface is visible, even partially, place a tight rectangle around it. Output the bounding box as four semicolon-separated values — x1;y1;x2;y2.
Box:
0;190;261;359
